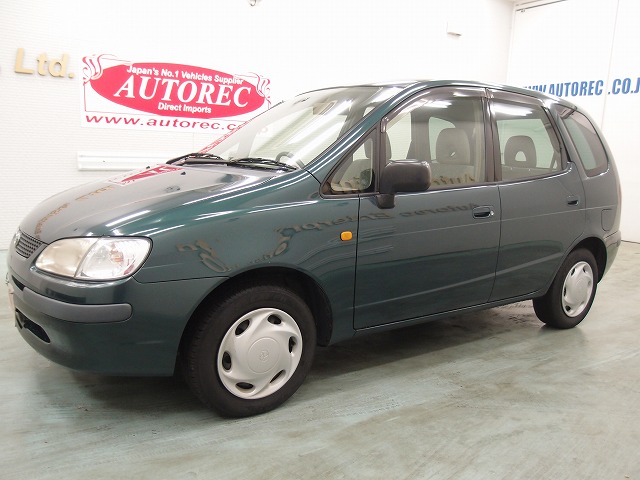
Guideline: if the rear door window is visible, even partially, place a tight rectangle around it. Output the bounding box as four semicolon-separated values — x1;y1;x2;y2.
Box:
491;99;563;181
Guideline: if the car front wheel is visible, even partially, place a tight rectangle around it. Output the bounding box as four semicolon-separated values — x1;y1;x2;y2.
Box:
184;284;316;417
533;248;598;329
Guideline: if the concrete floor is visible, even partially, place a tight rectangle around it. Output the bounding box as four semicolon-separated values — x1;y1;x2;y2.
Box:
1;243;639;480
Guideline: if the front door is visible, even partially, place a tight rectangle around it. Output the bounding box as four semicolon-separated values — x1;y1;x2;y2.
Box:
352;87;501;329
354;187;501;329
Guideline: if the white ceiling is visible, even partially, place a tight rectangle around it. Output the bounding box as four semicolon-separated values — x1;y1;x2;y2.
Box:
509;0;568;4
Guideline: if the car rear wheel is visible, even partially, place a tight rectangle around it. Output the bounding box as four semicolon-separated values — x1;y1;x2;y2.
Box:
533;249;598;329
184;284;316;417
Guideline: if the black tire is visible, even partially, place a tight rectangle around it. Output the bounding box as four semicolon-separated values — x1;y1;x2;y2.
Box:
184;284;316;417
533;248;598;329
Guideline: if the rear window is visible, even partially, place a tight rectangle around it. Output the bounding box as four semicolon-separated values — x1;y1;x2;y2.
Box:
560;109;609;177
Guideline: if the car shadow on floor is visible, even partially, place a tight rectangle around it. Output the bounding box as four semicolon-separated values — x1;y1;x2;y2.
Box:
309;302;544;378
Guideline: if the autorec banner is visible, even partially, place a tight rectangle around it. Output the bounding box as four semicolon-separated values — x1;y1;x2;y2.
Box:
81;54;271;132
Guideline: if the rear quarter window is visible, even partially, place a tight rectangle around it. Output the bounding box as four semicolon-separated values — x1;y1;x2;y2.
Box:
560;109;609;177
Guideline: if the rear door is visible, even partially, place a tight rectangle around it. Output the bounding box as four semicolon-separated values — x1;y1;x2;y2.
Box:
352;87;501;329
488;90;586;301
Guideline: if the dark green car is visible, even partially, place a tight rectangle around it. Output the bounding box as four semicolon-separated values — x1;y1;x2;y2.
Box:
7;81;621;416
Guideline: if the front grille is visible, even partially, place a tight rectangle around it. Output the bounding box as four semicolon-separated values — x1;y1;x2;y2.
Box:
15;231;44;258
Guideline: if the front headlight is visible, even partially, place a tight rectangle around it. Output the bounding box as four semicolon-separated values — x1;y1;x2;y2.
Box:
36;237;152;280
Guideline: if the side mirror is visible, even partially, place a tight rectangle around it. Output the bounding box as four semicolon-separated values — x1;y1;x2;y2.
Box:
376;160;431;209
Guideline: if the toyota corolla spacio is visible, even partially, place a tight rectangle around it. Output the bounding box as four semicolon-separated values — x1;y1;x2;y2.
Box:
6;80;621;416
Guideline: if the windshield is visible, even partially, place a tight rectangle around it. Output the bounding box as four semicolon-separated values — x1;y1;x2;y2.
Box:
201;86;402;169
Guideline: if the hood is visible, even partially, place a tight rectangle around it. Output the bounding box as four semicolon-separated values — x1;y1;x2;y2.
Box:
21;164;275;242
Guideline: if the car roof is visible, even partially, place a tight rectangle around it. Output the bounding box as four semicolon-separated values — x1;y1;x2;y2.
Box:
303;80;578;110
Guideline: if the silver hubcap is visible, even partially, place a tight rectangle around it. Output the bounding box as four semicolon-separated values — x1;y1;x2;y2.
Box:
218;308;302;400
561;261;594;317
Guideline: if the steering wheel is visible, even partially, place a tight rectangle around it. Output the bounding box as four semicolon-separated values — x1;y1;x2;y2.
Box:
276;151;305;168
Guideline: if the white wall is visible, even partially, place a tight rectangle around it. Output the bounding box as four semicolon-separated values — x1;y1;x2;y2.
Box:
0;0;515;249
507;0;640;242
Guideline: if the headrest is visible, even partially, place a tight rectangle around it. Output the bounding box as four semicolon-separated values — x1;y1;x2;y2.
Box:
504;135;536;168
436;128;470;165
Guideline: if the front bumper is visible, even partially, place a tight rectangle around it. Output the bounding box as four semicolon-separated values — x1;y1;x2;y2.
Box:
7;261;225;376
15;284;132;324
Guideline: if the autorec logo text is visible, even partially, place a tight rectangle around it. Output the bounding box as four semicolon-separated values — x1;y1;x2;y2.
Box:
81;54;271;131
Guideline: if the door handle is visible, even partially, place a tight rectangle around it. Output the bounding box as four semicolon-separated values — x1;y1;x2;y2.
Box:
567;195;580;206
472;206;494;218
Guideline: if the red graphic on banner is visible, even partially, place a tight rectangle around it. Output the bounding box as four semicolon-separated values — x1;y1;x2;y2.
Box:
81;55;271;131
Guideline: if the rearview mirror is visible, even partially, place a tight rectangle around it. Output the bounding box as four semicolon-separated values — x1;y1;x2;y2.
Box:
376;160;431;209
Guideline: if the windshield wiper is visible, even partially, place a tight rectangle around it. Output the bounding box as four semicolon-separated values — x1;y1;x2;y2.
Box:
231;158;298;172
167;153;297;172
167;152;227;165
